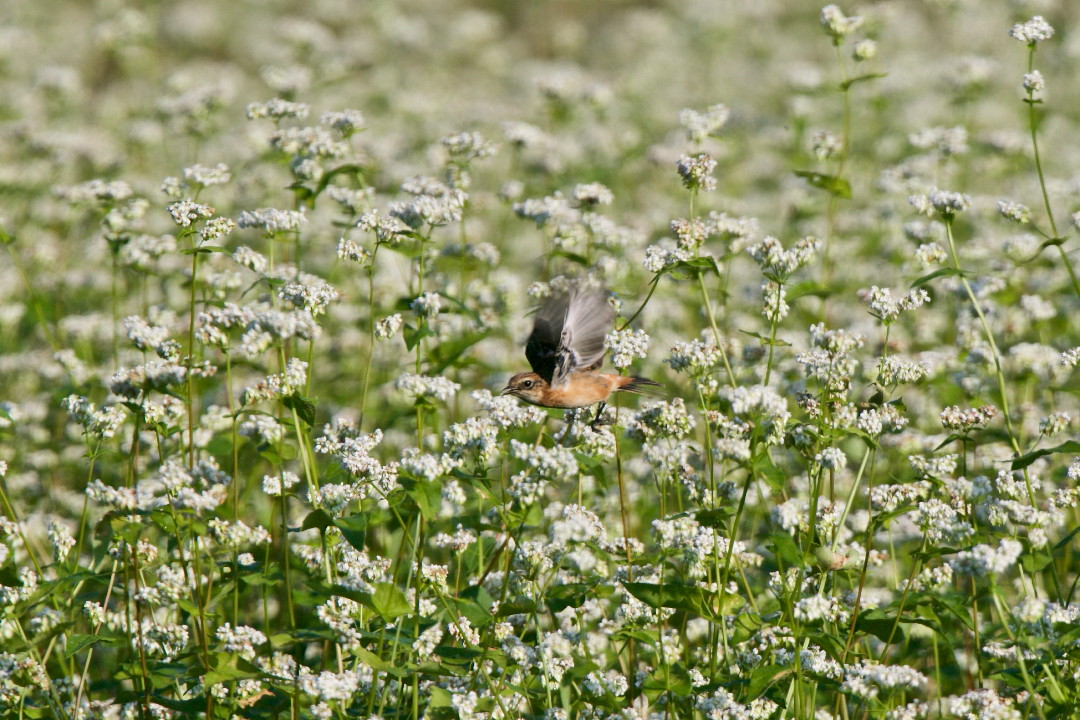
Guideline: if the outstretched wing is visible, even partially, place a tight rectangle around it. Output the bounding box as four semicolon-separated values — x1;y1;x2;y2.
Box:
525;289;613;387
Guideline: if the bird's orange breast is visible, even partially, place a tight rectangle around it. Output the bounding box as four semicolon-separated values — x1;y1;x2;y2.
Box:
541;373;622;408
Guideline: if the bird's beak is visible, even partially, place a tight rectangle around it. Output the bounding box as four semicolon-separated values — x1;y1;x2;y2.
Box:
500;385;513;396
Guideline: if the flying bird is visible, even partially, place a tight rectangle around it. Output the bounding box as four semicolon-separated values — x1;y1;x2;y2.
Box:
501;288;661;425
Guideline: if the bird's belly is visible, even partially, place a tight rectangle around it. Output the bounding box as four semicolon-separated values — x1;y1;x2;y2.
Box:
544;375;616;408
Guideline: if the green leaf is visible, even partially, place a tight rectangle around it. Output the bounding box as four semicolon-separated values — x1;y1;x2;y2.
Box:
312;163;365;199
372;582;412;620
622;582;742;620
401;478;441;521
301;509;334;532
427;330;490;374
1020;545;1052;574
794;170;851;199
933;433;967;451
351;644;392;671
695;508;734;530
768;532;805;567
549;249;589;266
204;655;264;686
786;281;832;301
64;633;101;658
839;72;887;90
497;596;538;616
738;329;791;347
639;665;692;695
179;245;228;255
259;443;297;464
544;583;596;612
428;686;453;708
911;267;962;288
745;664;791;700
283;393;317;426
667;256;721;280
333;514;368;551
1011;441;1080;470
855;608;908;644
403;323;434;351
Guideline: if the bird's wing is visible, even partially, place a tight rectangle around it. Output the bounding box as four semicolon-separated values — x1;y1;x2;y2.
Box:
525;289;613;387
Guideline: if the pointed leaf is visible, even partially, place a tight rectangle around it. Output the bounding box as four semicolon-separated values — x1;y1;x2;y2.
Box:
839;72;887;90
794;170;851;199
1011;441;1080;470
911;266;963;288
372;582;412;620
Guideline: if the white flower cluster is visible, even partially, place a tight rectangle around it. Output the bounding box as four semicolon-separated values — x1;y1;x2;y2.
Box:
667;338;724;375
241;358;308;405
1009;16;1054;45
411;291;442;317
431;525;476;553
572;182;613;206
321;108;366;135
269;126;348;159
470;389;546;429
513;191;578;229
860;285;931;324
183;162;231;187
548;504;605;547
208;519;271;549
605;328;649;369
820;4;862;39
124;315;180;361
394;373;460;403
374;314;404;340
237;207;307;233
442;417;500;465
856;404;908;437
213;621;266;660
399;448;461;482
909;453;958;478
679;103;730;144
760;281;788;322
390;177;466;228
747;235;820;280
246;98;310;120
510;440;578;482
279;276;339;316
939;404;997;432
841;660;927;700
168;199;215;227
949;538;1023;577
441;131;498;162
357;209;412;244
316;425;400;501
643;241;692;274
676;153;718;192
909;188;970;218
876;355;929;386
626;398;695;441
721;385;790;444
54;178;134;204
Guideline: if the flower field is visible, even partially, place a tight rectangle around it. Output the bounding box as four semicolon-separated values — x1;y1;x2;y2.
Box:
1;1;1079;718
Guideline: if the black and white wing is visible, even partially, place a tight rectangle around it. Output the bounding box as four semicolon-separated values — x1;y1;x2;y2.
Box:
525;289;614;388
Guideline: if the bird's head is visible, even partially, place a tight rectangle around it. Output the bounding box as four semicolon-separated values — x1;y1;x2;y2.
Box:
500;372;548;405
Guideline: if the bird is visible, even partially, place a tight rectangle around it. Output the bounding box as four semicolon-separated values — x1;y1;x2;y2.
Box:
501;288;661;426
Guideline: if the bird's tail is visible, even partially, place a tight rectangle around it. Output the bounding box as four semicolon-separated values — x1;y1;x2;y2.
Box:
616;376;664;396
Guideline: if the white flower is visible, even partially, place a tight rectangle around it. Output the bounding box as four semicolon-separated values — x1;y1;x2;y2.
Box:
605;328;649;369
1009;16;1054;45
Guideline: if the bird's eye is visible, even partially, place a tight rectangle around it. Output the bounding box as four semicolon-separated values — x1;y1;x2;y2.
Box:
522;380;534;389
